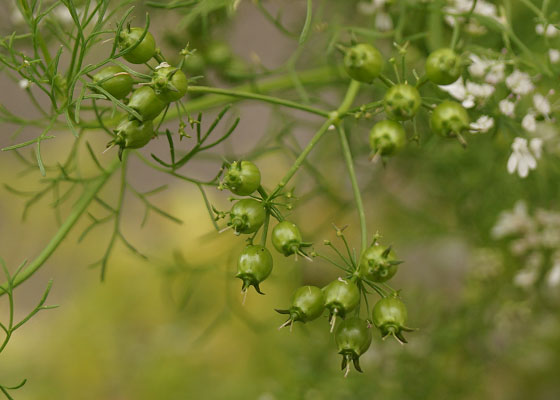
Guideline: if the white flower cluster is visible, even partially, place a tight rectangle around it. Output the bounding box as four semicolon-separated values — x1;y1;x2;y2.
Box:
549;49;560;64
507;91;554;177
470;115;494;133
440;49;555;177
492;201;560;288
507;137;543;178
437;53;506;135
444;0;504;34
536;23;559;38
439;77;495;110
368;0;557;178
468;54;506;85
505;70;535;96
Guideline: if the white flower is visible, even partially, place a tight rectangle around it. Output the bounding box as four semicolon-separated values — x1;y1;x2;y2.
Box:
507;137;541;178
514;266;539;287
156;62;171;69
468;54;505;84
521;113;537;132
468;54;489;77
446;0;498;18
536;24;559;38
549;49;560;64
18;79;31;90
499;99;515;117
535;210;560;228
530;138;543;159
475;1;498;18
505;70;534;96
547;262;560;287
357;0;387;14
492;201;532;238
444;0;502;33
439;77;493;109
357;0;392;30
533;93;551;116
462;97;475;108
466;81;495;99
485;62;505;84
470;115;494;133
514;252;543;287
439;77;470;104
375;12;393;31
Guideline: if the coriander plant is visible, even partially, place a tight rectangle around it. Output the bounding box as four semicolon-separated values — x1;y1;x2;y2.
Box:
1;0;559;396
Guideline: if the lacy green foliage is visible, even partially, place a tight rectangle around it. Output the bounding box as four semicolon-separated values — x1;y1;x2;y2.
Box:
0;259;56;399
0;0;560;395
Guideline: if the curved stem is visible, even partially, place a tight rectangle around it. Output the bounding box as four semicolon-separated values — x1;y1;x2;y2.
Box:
100;154;128;281
0;159;120;296
337;80;361;115
134;152;218;186
314;252;352;273
0;68;343;297
81;66;341;129
260;212;270;246
269;118;334;198
269;79;361;198
337;124;367;254
450;16;461;50
183;67;340;111
363;279;388;298
0;68;346;296
187;86;330;118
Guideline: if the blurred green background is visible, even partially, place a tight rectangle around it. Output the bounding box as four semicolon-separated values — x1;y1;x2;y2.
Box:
1;0;560;399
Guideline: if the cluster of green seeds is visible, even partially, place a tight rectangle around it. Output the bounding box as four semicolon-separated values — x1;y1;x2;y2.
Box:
343;42;470;158
217;159;415;376
92;25;188;159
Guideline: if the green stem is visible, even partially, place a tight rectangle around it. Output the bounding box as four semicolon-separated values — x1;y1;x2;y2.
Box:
181;67;340;115
101;154;128;281
260;212;270;246
465;0;478;22
134;152;218;186
337;124;367;254
269;119;332;198
0;159;120;296
0;67;343;294
269;79;360;198
338;80;361;114
450;15;461;50
188;86;330;117
314;252;352;273
82;66;341;129
344;100;384;116
378;74;394;88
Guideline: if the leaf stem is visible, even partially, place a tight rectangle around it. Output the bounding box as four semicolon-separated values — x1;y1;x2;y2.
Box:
187;86;330;117
269;79;361;198
337;124;367;254
0;158;120;296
